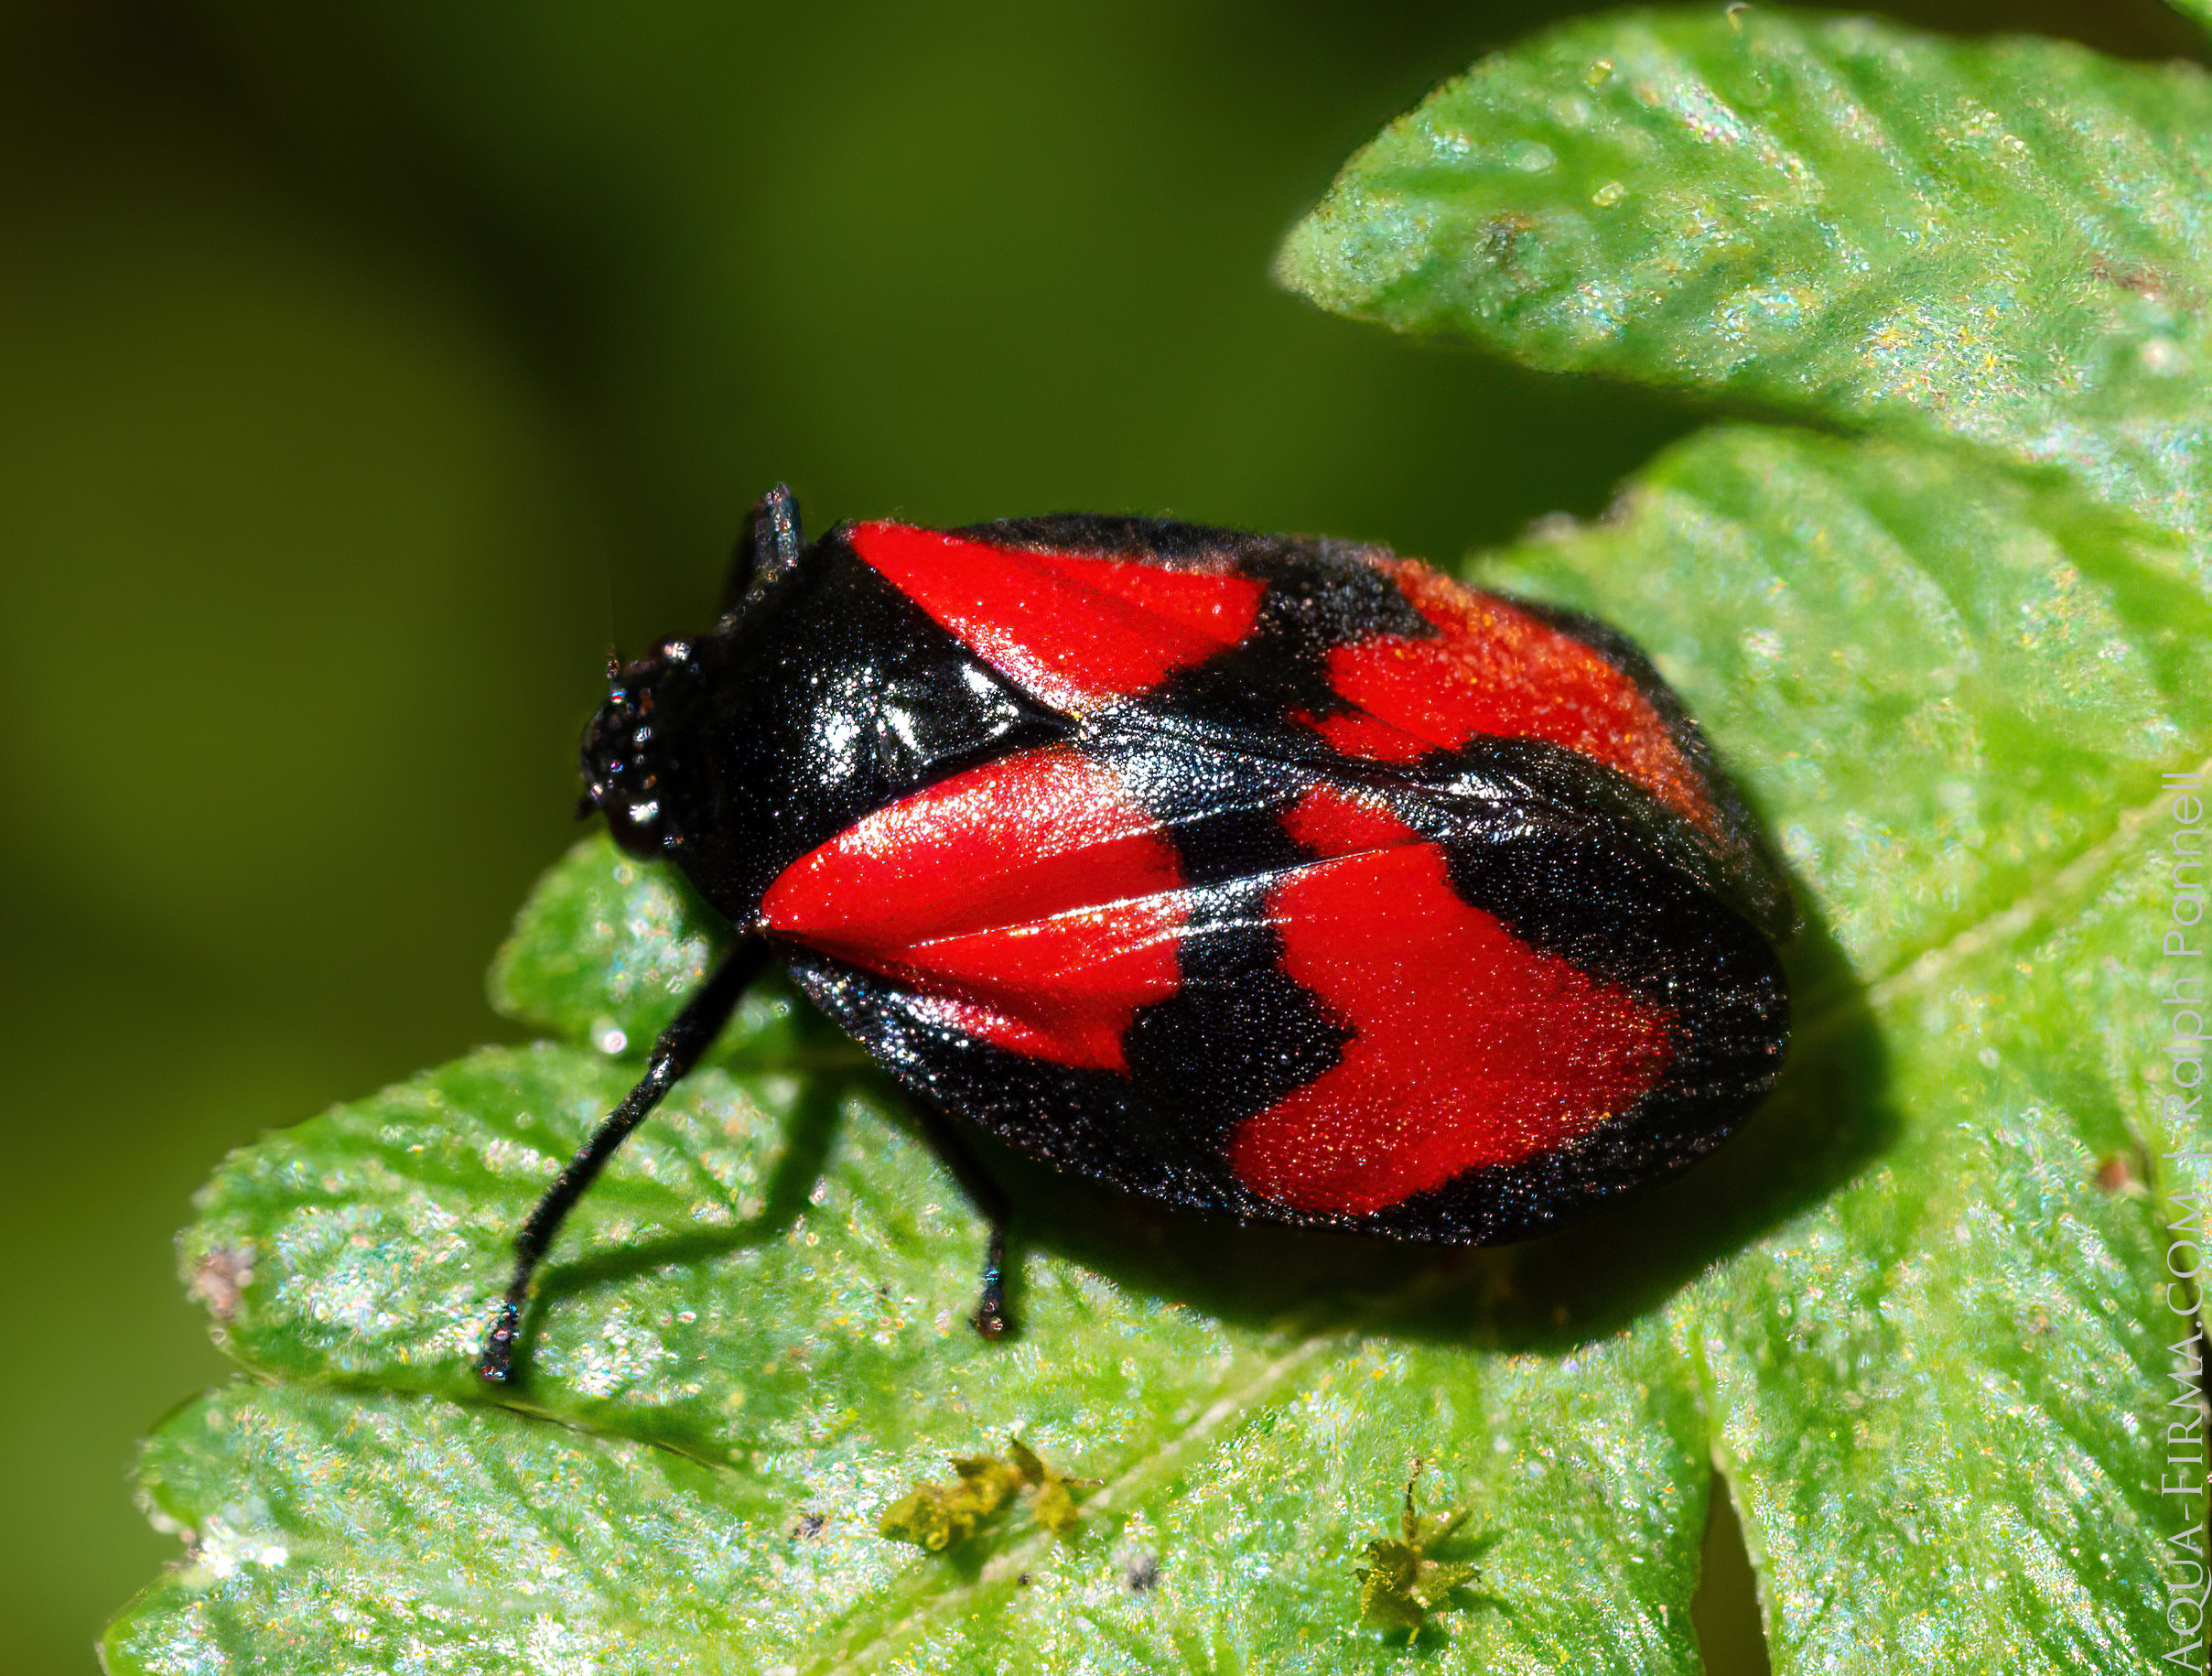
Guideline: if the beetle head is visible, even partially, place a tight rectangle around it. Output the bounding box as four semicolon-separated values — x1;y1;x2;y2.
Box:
580;636;710;860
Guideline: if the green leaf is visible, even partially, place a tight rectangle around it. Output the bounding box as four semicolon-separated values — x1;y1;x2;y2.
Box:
1279;11;2212;547
114;8;2212;1672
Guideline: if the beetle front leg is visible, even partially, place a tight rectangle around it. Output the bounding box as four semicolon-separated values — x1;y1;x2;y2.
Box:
478;940;770;1383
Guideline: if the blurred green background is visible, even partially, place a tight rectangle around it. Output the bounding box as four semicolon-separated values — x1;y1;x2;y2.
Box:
1;2;2199;1671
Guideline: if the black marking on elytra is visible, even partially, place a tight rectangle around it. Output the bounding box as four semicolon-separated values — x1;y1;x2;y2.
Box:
1091;730;1351;1152
1121;875;1351;1149
955;513;1433;730
1502;594;1796;940
1387;735;1785;981
1097;730;1311;884
786;952;1252;1208
1232;543;1434;649
1140;536;1435;742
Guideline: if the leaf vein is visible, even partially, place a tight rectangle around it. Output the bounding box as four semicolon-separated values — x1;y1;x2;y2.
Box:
806;1329;1342;1675
1860;749;2211;1016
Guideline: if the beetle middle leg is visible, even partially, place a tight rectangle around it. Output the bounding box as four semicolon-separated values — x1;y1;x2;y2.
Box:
905;1100;1017;1339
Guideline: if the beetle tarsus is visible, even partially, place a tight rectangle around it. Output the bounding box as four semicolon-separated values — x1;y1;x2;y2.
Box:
478;1300;522;1384
972;1222;1010;1340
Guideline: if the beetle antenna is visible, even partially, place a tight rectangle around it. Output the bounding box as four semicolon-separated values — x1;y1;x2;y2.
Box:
478;940;771;1384
602;535;622;672
721;483;805;618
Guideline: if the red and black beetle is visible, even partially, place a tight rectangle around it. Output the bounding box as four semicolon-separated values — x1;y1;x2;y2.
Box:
479;487;1793;1379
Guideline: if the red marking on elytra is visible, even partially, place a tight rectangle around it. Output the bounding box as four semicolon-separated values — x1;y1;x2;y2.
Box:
847;522;1265;712
1279;779;1412;854
1299;707;1432;766
1327;560;1715;830
1227;784;1676;1215
761;745;1184;1070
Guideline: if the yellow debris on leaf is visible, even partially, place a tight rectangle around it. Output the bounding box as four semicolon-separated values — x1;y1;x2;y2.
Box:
1353;1466;1479;1635
879;1438;1096;1552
